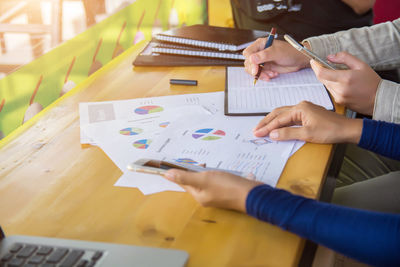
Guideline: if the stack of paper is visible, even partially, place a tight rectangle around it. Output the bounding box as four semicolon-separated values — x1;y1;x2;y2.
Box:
80;92;304;195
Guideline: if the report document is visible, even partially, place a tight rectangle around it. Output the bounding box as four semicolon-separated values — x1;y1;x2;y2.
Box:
225;67;334;116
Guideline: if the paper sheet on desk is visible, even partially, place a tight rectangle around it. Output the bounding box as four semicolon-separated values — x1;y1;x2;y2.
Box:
148;114;298;186
226;67;334;114
83;113;302;194
81;106;210;171
80;92;305;194
79;92;224;145
81;107;213;194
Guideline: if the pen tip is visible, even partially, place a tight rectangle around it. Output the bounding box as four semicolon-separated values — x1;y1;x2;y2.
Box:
253;79;257;86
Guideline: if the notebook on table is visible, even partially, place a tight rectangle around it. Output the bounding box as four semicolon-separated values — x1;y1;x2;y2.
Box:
224;67;334;116
154;24;267;52
133;41;244;66
151;42;245;61
0;226;188;267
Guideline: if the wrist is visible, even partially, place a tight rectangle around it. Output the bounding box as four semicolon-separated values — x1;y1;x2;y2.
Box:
344;118;363;144
235;182;262;213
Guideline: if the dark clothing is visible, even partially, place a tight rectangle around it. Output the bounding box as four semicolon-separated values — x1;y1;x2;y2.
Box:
230;0;373;40
246;119;400;266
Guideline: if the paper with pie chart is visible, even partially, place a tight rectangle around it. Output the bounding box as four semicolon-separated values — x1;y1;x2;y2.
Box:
80;92;305;194
148;114;298;186
81;105;209;172
79;92;223;145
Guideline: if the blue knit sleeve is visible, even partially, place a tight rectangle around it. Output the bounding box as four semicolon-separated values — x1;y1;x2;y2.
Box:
359;119;400;160
246;184;400;266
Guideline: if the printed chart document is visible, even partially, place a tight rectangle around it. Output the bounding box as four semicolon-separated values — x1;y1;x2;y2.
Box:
79;92;223;145
81;106;209;171
148;114;298;187
225;67;334;116
80;92;305;195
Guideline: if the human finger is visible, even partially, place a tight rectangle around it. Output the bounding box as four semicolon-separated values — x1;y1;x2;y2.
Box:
179;184;200;197
253;106;290;132
254;109;300;137
164;169;204;187
321;80;347;105
326;52;364;70
269;127;305;141
250;47;277;66
257;71;273;81
243;37;267;58
245;57;262;76
310;60;342;83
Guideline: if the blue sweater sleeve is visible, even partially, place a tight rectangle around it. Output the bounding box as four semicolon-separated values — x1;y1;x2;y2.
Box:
359;119;400;160
246;184;400;266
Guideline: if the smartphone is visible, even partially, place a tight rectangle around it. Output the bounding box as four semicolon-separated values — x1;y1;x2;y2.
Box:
284;34;337;70
127;158;246;177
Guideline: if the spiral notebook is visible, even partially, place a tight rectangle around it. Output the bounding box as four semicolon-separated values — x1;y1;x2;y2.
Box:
132;41;245;66
225;67;334;116
154;24;267;52
152;42;245;61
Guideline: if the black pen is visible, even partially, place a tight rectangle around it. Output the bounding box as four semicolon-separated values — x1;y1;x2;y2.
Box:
254;27;276;86
170;79;198;86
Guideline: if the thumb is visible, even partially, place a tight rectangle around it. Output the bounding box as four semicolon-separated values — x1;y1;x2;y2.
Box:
250;47;277;65
269;127;305;141
327;52;364;70
165;169;204;187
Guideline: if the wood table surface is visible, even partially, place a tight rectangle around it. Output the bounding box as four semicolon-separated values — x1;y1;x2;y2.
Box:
0;42;343;267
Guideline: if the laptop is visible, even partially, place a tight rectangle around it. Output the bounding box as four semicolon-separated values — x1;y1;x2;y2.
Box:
0;226;188;267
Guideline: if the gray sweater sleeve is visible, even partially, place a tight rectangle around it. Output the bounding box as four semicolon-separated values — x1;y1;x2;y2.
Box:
304;19;400;123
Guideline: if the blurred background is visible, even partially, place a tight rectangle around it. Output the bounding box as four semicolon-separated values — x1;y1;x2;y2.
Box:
0;0;141;77
0;0;219;139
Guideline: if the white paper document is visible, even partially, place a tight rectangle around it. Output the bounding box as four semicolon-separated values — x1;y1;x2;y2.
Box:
80;92;305;195
226;67;334;115
148;114;297;186
79;92;224;145
81;106;209;171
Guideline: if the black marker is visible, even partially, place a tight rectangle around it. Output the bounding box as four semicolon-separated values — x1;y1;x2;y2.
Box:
170;79;198;86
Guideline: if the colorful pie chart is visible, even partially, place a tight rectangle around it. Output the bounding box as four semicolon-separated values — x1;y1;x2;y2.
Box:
159;122;170;128
133;139;152;149
119;127;143;136
174;158;198;165
134;105;164;115
192;128;226;141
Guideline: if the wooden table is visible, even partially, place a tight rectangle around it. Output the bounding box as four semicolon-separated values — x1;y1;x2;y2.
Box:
0;42;342;266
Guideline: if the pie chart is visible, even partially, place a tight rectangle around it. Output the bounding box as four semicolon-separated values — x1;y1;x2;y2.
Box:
134;105;164;115
174;158;198;164
192;128;226;141
159;122;170;128
133;139;152;149
119;127;143;136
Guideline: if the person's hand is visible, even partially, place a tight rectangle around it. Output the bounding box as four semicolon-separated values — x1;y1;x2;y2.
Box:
243;39;310;81
164;170;262;212
311;52;381;115
253;101;363;144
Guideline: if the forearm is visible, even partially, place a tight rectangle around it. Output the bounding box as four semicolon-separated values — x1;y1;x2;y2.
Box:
358;118;400;159
246;185;400;266
304;19;400;70
373;79;400;123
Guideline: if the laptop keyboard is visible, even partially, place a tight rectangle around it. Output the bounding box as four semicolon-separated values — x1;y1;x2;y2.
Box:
0;242;104;267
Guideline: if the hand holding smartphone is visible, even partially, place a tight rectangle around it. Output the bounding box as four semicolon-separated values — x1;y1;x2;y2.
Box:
284;34;337;70
127;158;250;178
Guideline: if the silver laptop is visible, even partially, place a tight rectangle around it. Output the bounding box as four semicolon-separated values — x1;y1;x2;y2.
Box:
0;226;188;267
